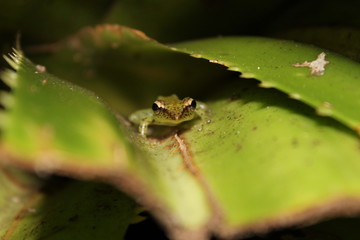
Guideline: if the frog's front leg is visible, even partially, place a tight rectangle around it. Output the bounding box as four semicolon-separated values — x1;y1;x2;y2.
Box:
129;109;153;137
139;117;153;137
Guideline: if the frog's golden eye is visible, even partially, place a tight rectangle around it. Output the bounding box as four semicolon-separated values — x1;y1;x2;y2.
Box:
152;103;160;111
190;99;196;109
152;100;165;111
151;103;159;111
183;98;196;109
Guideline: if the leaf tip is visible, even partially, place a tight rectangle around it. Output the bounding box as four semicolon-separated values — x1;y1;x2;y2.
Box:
289;93;302;100
259;81;276;88
3;49;23;71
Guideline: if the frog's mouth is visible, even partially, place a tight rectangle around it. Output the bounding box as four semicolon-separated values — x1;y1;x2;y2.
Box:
154;118;190;126
149;115;200;138
174;115;181;121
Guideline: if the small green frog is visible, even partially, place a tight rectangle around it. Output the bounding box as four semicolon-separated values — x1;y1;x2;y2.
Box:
129;94;208;136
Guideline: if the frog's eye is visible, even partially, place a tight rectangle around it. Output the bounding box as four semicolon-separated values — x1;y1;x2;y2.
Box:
152;101;165;111
152;103;160;111
190;99;196;109
183;98;196;109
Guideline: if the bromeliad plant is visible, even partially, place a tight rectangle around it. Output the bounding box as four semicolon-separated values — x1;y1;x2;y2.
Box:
2;2;360;239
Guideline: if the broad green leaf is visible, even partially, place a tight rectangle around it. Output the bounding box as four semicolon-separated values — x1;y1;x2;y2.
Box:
0;50;131;169
173;37;360;133
128;136;212;236
0;51;137;239
182;81;360;237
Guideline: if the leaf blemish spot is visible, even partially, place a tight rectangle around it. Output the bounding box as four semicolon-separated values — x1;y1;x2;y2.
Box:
111;42;119;48
289;93;301;100
190;53;202;58
228;66;240;72
27;208;37;213
241;72;256;78
316;101;333;116
35;65;46;73
10;196;20;203
292;52;329;76
259;81;275;88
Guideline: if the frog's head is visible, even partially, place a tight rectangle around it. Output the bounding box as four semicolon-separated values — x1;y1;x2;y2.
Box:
151;95;197;124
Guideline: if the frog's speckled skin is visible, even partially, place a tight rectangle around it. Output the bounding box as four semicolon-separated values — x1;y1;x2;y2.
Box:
129;94;207;136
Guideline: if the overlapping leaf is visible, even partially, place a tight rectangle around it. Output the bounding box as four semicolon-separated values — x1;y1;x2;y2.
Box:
173;37;360;133
183;81;360;236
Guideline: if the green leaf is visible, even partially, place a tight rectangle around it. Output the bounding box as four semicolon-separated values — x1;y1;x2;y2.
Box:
0;51;137;239
182;81;360;236
173;37;360;133
0;50;130;168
